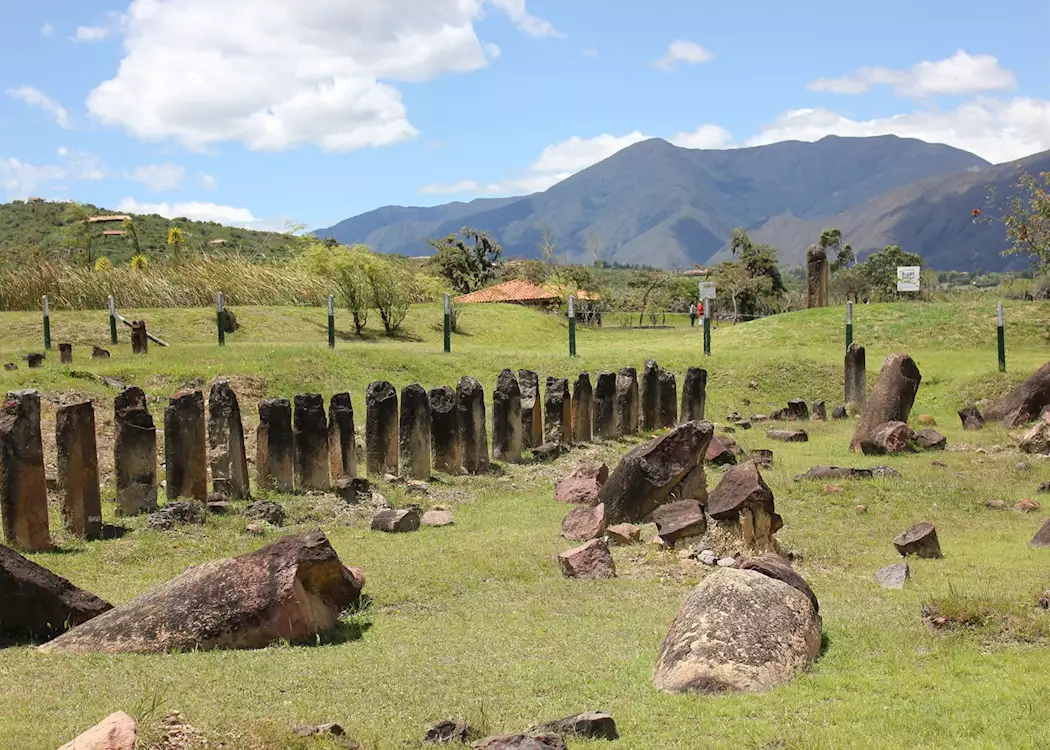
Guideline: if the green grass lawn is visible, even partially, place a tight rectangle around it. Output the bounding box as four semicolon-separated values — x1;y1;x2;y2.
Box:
2;298;1050;749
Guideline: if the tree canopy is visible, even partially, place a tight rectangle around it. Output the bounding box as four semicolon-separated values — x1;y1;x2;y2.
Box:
425;227;503;295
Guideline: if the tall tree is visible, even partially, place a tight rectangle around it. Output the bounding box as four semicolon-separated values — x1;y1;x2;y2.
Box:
425;227;503;294
997;170;1050;269
729;227;752;257
819;228;855;272
586;231;604;266
539;228;558;266
121;217;141;255
861;245;923;299
62;202;95;264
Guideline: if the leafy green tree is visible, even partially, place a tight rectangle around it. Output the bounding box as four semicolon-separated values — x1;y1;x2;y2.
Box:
829;266;870;303
121;217;141;255
729;227;752;257
303;240;375;334
425;227;503;294
367;257;417;335
861;245;923;299
819;228;855;272
715;261;773;323
998;170;1050;269
505;260;551;285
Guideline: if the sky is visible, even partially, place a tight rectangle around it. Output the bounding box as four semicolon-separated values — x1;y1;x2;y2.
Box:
2;0;1050;233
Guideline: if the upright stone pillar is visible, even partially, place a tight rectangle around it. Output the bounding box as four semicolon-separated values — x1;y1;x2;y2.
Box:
0;390;51;551
208;379;249;499
131;321;148;354
658;368;678;428
164;390;208;502
58;343;73;364
328;392;357;481
518;369;543;449
256;398;293;492
399;384;432;481
293;394;329;490
545;377;571;444
680;367;707;423
457;376;488;475
55;401;101;540
615;367;639;436
114;387;157;515
845;343;867;407
366;381;398;477
640;360;661;431
493;369;523;462
429;386;461;475
806;247;829;309
593;372;617;440
572;373;593;443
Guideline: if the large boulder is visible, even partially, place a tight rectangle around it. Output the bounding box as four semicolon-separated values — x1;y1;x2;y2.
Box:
598;421;713;523
985;361;1050;426
39;530;364;654
1;544;112;643
1019;422;1050;454
554;463;608;505
850;354;922;453
471;734;567;750
707;462;774;521
652;499;706;545
859;421;914;455
735;553;819;613
57;711;137;750
652;567;821;694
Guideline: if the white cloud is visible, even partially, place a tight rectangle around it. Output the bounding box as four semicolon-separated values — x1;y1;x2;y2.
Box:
0;159;67;196
200;173;217;189
125;162;185;192
74;12;126;42
57;146;69;157
41;23;54;37
86;0;558;153
653;40;712;72
5;86;71;128
746;97;1050;164
66;151;106;181
669;124;733;150
116;197;262;226
582;48;598;59
808;50;1016;98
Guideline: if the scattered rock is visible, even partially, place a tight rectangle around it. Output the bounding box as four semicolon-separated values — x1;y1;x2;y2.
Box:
1019;422;1050;454
717;556;737;567
767;429;808;443
406;480;430;497
557;538;615;579
698;550;717;565
823;484;844;494
893;522;942;559
206;499;232;515
371;508;421;533
3;363;16;371
984;362;1050;427
425;719;475;744
854;505;867;514
705;436;738;466
915;429;946;451
707;462;774;520
651;499;706;545
244;500;286;526
554;463;608;505
531;442;566;462
958;405;985;430
39;530;365;654
91;346;111;359
1017;461;1032;472
605;523;641;545
422;509;454;527
851;354;922;452
244;522;267;536
471;733;567;750
652;568;821;694
26;353;44;368
147;501;206;531
811;401;827;421
736;553;819;613
831;406;848;420
561;503;608;541
1038;482;1050;494
860;421;914;455
984;499;1006;510
875;562;909;589
529;712;618;741
1032;519;1050;548
750;448;774;468
918;414;937;426
1015;498;1041;513
292;723;345;737
57;711;137;750
795;466;899;481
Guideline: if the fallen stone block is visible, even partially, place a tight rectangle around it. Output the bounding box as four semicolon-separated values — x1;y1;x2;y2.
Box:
57;711;136;750
371;508;421;533
557;538;615;579
554;463;608;505
893;522;942;559
561;503;607;541
875;562;909;589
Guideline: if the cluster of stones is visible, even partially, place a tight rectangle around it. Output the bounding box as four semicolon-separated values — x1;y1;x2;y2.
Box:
6;327;150;371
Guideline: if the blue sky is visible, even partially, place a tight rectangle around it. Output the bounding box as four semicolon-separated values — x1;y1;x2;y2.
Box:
2;0;1049;232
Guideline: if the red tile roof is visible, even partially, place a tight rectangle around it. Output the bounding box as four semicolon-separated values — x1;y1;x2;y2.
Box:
102;230;127;236
88;215;131;223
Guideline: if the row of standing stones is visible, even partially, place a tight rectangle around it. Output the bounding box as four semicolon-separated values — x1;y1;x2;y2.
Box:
0;361;709;553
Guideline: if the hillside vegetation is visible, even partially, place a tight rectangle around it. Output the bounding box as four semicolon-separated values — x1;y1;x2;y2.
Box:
0;199;297;266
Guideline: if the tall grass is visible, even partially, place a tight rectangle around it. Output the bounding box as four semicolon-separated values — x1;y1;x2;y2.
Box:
0;258;332;310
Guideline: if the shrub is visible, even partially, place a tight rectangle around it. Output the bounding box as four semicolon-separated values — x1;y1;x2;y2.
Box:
93;257;113;272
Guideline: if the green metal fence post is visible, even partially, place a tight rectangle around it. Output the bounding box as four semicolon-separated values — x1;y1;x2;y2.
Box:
997;301;1006;373
328;295;336;348
568;295;577;357
42;295;52;351
443;293;451;353
217;292;226;347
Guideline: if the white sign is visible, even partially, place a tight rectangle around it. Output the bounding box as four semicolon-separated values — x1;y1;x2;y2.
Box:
698;282;717;299
897;266;920;292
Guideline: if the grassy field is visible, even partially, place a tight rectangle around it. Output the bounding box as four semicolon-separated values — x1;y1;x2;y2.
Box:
2;297;1050;749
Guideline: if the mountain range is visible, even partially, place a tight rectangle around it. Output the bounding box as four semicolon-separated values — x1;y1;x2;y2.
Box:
317;135;1048;272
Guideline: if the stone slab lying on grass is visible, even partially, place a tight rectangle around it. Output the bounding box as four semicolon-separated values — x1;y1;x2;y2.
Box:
38;530;364;654
605;523;641;545
425;719;474;744
705;436;737;466
860;421;914;455
57;711;136;750
372;508;421;533
984;361;1050;427
557;538;615;579
875;562;909;589
471;733;567;750
561;503;607;541
794;466;901;481
915;429;946;451
422;509;454;527
767;429;808;443
529;712;618;740
958;405;985;430
707;462;774;521
651;499;706;545
1030;519;1050;548
893;522;942;559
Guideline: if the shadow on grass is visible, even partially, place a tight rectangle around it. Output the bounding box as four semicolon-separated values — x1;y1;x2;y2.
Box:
287;595;374;647
307;320;424;344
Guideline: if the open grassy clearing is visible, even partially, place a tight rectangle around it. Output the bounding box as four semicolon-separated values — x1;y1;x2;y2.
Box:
2;299;1050;749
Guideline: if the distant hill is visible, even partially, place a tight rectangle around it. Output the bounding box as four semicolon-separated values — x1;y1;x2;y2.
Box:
316;135;991;268
0;199;296;265
739;150;1050;271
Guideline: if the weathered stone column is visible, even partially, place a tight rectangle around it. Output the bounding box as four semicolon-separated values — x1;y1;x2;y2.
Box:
518;369;544;449
806;246;829;308
572;373;593;443
493;369;523;462
616;367;639;436
399;383;432;481
845;343;867;407
164;390;208;502
293;394;329;490
131;321;148;354
429;386;461;474
457;376;488;474
593;372;617;440
256;398;293;492
56;401;102;540
659;367;678;428
545;376;572;444
366;381;398;477
114;387;157;516
0;390;51;551
640;360;661;431
58;343;73;364
680;367;707;423
208;379;249;500
328;392;357;481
